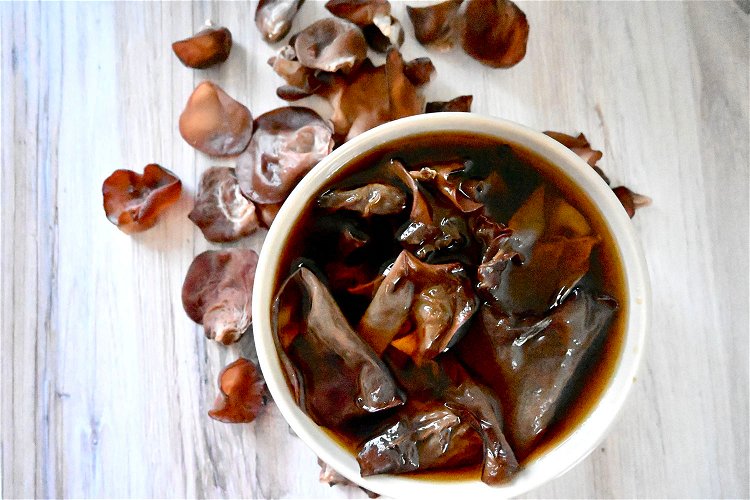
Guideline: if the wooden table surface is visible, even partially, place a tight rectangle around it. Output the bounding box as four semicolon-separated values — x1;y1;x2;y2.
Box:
2;1;748;498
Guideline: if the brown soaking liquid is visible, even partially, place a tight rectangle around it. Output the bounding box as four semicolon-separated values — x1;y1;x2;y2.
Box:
273;132;627;481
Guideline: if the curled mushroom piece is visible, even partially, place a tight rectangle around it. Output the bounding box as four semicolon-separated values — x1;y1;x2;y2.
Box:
317;183;407;217
460;0;529;68
357;250;478;364
386;48;425;120
102;164;182;234
318;458;380;498
255;0;304;43
236;106;334;205
407;0;463;51
294;18;368;74
182;249;258;345
613;186;652;218
172;25;232;69
403;57;436;86
209;358;266;423
357;404;483;477
179;81;253;157
325;0;403;52
256;202;283;228
325;49;426;141
426;95;473;113
188;167;259;242
325;0;390;25
268;45;315;89
544;131;608;183
275;266;405;427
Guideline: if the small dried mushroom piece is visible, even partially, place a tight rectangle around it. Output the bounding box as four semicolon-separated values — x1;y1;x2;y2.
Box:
325;0;403;52
237;107;334;205
403;57;436;86
357;250;478;363
179;81;253;157
275;266;405;427
544;131;651;217
317;183;407;217
255;0;304;43
268;45;319;92
325;0;390;25
182;249;259;345
357;404;483;476
325;50;426;142
188;167;259;243
172;25;232;69
209;358;266;423
294;18;368;74
613;186;652;218
318;458;380;498
460;0;529;68
425;95;473;113
544;130;609;183
407;0;463;52
102;164;182;234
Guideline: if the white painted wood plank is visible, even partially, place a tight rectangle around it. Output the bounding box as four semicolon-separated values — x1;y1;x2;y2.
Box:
1;1;747;498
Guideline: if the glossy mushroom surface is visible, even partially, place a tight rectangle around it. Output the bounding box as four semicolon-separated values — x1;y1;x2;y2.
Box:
172;26;232;69
236;106;334;204
102;163;182;234
460;0;529;68
182;249;258;345
188;166;259;242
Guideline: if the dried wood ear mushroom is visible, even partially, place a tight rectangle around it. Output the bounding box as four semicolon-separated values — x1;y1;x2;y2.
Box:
612;186;652;218
179;81;253;157
325;0;404;52
407;0;463;51
237;106;334;205
188;166;259;242
293;18;368;73
460;0;529;68
102;164;182;234
172;25;232;69
324;49;427;141
182;249;259;345
209;358;266;423
426;95;473;113
255;0;304;43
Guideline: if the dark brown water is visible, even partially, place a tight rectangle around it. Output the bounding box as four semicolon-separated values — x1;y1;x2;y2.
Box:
273;131;627;480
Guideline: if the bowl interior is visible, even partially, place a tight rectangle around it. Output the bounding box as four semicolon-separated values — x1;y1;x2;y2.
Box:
253;113;649;498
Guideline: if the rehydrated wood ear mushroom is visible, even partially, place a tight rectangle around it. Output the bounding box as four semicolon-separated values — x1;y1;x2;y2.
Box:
407;0;463;51
294;18;368;74
209;358;266;423
102;164;182;234
172;25;232;69
182;249;259;345
460;0;529;68
255;0;304;43
237;106;334;205
188;166;259;242
179;81;253;157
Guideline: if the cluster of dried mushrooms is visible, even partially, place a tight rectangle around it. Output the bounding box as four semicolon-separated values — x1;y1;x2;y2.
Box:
99;0;650;494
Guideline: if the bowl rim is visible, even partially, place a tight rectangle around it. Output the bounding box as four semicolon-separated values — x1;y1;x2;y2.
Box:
253;113;650;498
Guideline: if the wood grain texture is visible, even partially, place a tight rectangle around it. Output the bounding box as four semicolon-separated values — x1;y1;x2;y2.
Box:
1;1;747;498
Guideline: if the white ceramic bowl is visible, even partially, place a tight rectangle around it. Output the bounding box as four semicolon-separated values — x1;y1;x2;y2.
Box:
253;113;649;498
